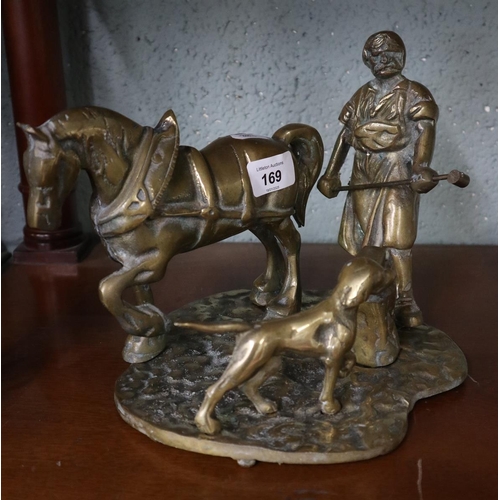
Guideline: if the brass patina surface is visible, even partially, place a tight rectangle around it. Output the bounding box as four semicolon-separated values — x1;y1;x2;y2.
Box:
20;109;323;363
115;290;467;465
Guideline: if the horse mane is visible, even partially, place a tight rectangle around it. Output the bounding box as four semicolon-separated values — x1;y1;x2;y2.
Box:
42;106;143;142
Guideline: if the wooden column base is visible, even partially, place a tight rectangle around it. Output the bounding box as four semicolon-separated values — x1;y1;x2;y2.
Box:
3;0;89;263
13;233;97;264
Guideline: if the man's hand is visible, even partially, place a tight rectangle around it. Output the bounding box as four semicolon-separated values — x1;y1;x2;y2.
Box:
317;174;342;198
411;167;438;194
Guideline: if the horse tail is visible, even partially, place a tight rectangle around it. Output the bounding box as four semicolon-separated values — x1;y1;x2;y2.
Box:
272;124;324;227
174;321;252;334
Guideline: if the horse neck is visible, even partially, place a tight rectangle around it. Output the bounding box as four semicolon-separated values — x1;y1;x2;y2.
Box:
48;108;145;206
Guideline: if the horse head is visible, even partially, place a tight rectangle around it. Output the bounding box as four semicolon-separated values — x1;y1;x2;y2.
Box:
19;123;80;231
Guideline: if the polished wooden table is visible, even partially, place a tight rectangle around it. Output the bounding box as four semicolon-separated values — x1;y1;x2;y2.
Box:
2;243;497;499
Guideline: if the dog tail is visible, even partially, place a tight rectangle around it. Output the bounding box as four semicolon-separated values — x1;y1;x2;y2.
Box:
174;321;251;334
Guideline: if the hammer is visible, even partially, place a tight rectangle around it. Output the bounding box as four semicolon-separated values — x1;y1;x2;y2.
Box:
337;169;470;192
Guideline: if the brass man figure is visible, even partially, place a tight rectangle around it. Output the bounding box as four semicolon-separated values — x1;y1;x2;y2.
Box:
318;31;439;327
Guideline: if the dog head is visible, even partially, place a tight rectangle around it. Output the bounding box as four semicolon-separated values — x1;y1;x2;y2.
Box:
336;254;395;309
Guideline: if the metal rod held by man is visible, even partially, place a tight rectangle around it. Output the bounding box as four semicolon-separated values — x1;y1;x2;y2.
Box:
336;169;470;192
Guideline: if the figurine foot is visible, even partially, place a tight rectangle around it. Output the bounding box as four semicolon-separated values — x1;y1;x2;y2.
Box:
250;288;275;308
250;272;282;308
122;333;169;363
195;413;221;435
237;459;257;468
395;298;423;328
321;399;341;415
264;295;300;319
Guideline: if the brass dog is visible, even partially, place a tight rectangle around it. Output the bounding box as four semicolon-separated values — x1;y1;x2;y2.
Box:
175;247;396;435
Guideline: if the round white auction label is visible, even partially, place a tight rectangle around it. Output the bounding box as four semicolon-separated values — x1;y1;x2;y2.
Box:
246;151;295;198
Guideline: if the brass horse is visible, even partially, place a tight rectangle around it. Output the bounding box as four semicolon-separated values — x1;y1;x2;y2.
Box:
20;107;324;363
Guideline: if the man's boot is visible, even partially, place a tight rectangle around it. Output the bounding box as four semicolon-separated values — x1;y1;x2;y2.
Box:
390;248;423;327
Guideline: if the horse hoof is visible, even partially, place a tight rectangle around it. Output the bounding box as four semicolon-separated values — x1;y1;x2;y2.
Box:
264;294;301;318
122;333;169;363
264;302;297;319
250;289;274;307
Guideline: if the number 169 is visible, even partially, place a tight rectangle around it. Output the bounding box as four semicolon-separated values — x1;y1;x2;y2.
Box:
262;170;282;185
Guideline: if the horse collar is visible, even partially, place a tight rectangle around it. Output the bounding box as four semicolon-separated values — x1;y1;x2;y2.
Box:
95;127;156;237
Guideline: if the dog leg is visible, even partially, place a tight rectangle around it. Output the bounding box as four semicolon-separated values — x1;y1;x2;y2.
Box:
339;351;356;378
319;355;342;414
196;371;254;434
241;356;282;414
195;389;222;435
195;350;271;434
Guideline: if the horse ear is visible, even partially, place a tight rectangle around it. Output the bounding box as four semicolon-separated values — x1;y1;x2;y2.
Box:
17;123;49;143
154;110;178;133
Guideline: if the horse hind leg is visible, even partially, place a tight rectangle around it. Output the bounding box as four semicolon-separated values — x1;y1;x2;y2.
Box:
264;217;302;318
249;225;286;308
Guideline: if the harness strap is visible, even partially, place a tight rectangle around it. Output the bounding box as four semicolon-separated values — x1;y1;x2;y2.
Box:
97;128;155;237
96;112;180;237
185;148;220;248
230;144;254;223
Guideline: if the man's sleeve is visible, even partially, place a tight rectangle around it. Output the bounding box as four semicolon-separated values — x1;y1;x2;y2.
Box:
339;100;354;126
408;81;439;122
339;87;363;126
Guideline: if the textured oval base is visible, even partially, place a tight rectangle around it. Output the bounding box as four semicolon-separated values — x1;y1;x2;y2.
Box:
115;290;468;465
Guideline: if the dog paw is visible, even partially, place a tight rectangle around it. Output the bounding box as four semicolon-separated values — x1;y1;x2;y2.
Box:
195;413;221;435
255;399;278;415
321;399;341;415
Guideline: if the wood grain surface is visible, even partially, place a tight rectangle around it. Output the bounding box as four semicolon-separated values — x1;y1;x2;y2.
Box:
2;243;497;500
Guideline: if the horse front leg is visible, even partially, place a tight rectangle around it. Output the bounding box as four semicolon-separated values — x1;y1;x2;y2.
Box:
134;284;154;305
121;283;174;363
265;217;302;318
99;266;170;335
98;248;174;363
249;225;286;307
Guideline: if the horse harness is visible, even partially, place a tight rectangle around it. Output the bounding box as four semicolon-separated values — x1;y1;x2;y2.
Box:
96;125;179;238
95;125;294;242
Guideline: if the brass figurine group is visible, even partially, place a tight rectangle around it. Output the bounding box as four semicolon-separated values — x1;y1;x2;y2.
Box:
20;32;468;442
